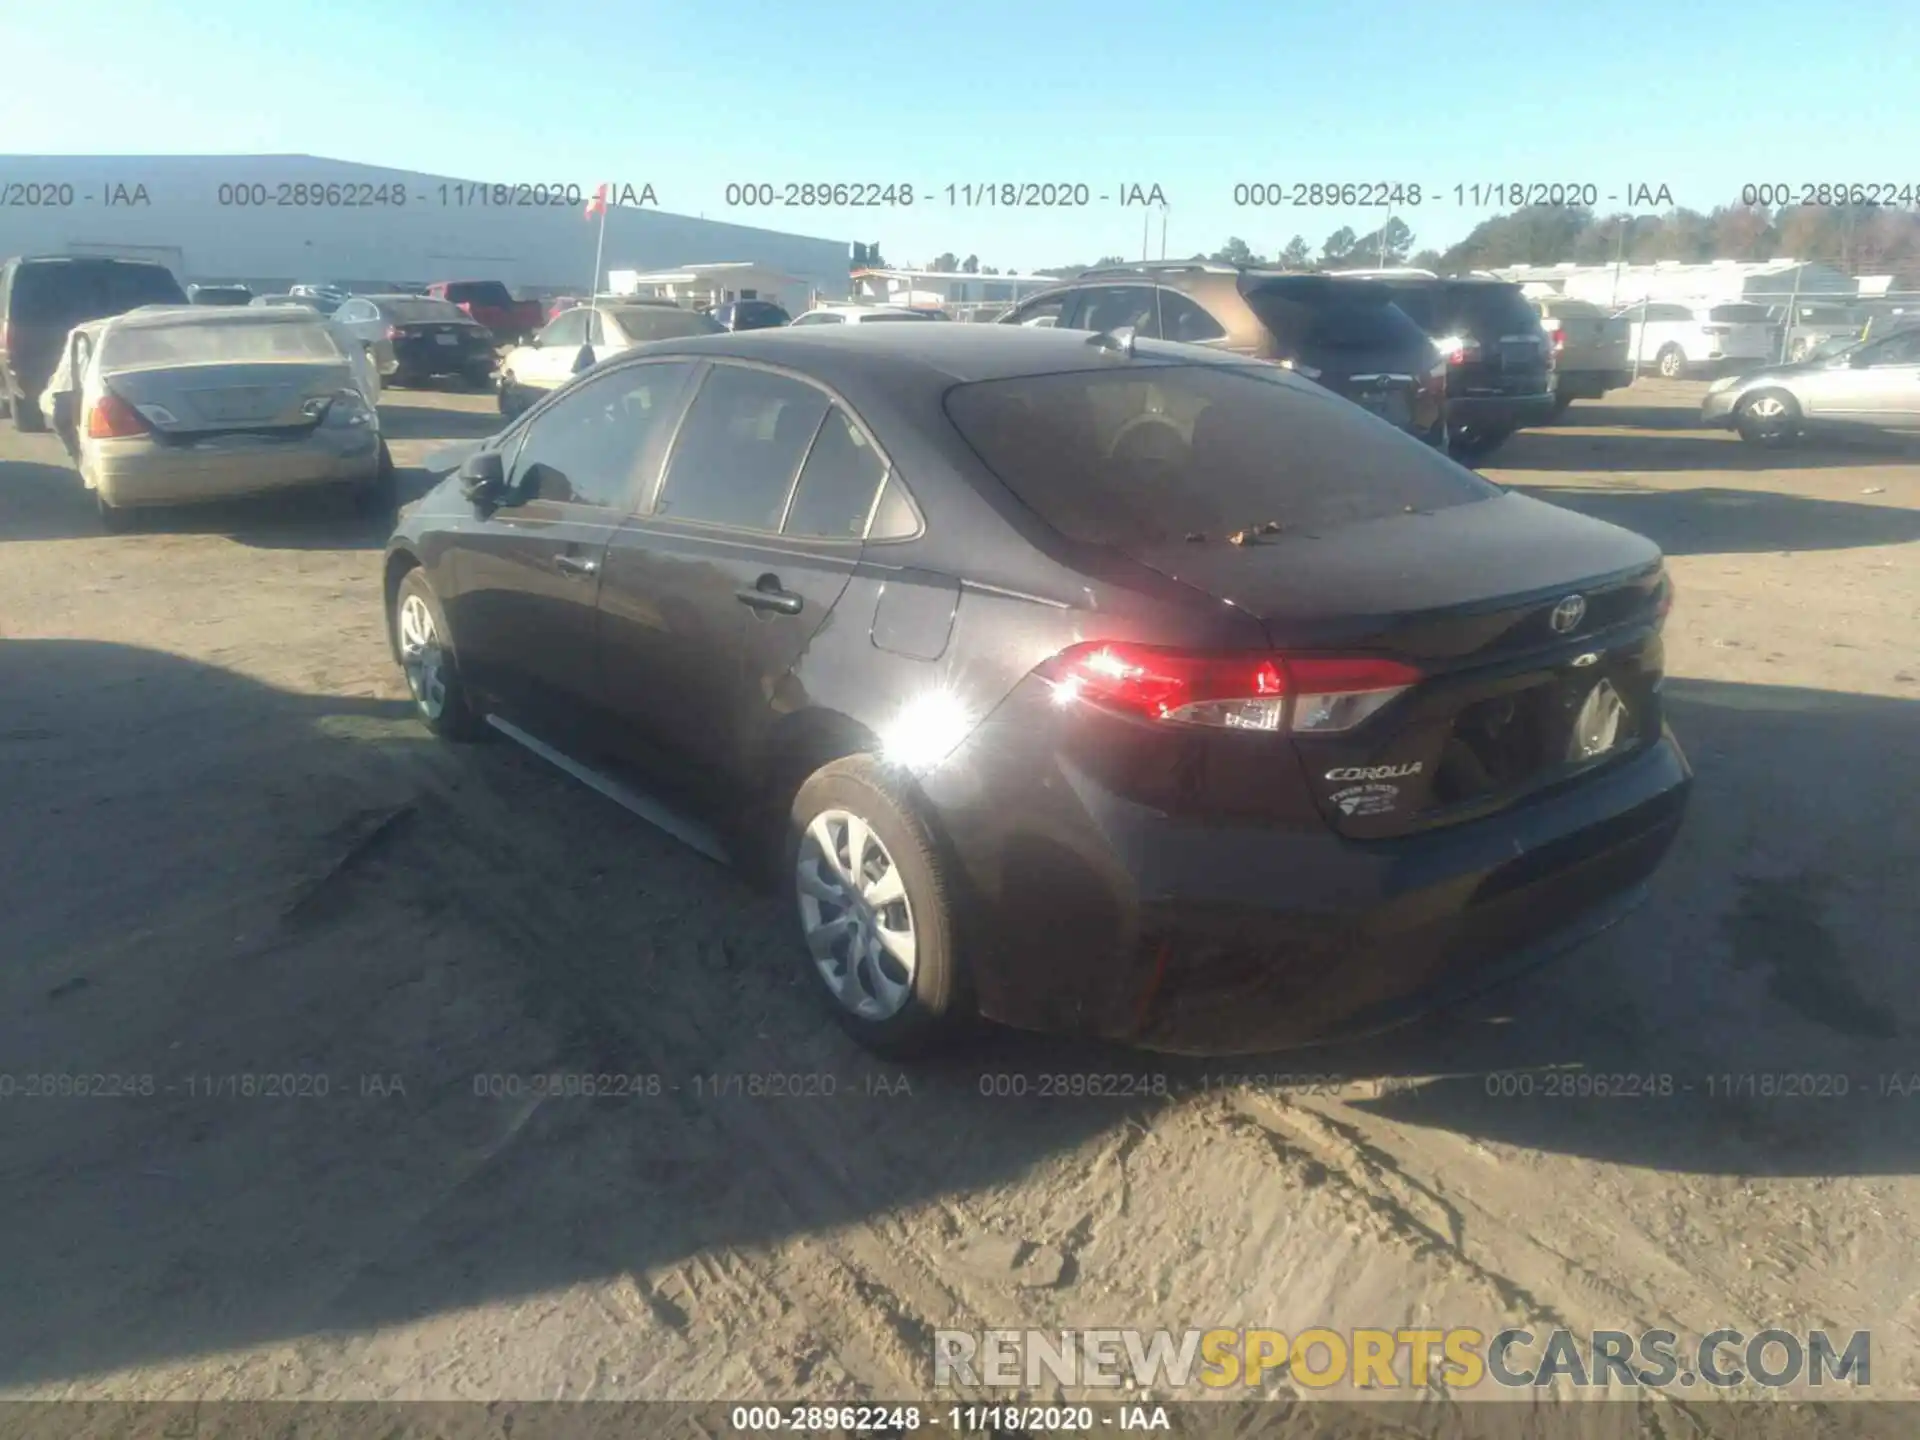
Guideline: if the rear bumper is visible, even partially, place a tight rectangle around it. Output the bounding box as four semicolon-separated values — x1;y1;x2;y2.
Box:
1448;392;1557;431
393;341;494;377
922;719;1692;1055
91;427;382;507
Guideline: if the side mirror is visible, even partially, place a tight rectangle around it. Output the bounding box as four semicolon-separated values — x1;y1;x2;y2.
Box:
458;449;508;507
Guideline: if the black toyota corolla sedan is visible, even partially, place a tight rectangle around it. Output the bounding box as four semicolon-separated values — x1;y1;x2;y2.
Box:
382;324;1691;1057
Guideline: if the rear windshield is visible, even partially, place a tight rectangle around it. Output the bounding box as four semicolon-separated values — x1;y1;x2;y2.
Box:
384;299;468;323
945;362;1495;548
444;282;514;307
1440;284;1541;332
1709;304;1774;324
190;287;252;305
1243;281;1432;353
11;261;186;322
610;307;725;341
101;319;346;370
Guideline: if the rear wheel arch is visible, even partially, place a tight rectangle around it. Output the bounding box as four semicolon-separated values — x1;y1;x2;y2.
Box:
760;707;884;815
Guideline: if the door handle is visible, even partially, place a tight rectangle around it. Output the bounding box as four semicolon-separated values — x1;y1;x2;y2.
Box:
736;577;803;615
555;553;600;577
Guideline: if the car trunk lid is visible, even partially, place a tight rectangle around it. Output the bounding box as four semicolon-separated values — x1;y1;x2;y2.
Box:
1126;494;1668;837
103;361;356;436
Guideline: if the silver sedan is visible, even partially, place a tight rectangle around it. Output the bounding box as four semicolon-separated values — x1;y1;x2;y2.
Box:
1702;325;1920;445
39;306;390;529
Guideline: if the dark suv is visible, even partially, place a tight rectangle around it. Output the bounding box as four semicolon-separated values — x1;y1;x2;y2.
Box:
1000;262;1446;446
0;255;188;430
1336;273;1554;458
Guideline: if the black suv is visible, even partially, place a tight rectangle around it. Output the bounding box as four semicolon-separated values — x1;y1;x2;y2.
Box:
0;255;188;430
1336;273;1554;458
1000;262;1447;446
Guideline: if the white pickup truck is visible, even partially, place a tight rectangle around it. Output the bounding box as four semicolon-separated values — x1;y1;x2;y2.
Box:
1615;301;1780;378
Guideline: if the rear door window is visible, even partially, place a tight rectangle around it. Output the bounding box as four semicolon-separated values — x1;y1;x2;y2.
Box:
1708;304;1773;324
782;407;889;540
946;362;1494;549
656;365;831;531
1006;291;1070;328
1152;291;1228;344
1066;286;1158;334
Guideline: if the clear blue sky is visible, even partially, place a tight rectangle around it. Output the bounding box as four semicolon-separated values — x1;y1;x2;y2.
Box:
3;0;1914;272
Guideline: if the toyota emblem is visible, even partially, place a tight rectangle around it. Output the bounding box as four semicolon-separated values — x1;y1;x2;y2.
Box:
1549;594;1588;634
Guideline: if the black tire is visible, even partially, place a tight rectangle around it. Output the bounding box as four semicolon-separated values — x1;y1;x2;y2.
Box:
1655;345;1686;380
1735;388;1802;448
462;367;493;391
389;567;487;741
1451;424;1514;461
1550;389;1575;417
14;395;47;432
787;755;969;1059
353;441;398;515
0;391;12;419
497;374;522;417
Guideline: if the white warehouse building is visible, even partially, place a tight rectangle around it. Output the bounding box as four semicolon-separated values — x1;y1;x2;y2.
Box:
0;154;852;311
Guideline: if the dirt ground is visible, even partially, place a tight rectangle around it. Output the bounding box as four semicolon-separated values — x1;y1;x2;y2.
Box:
2;381;1917;1421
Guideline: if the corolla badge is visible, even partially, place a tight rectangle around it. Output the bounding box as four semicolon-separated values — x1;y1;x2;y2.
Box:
1549;594;1588;634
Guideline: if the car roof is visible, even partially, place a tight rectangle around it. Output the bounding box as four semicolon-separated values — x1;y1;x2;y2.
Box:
612;321;1263;387
8;253;173;268
107;304;327;330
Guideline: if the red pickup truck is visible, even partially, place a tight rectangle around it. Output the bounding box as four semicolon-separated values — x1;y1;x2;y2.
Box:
426;281;544;345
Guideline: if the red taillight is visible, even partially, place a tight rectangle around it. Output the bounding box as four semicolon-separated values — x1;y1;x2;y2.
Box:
1549;326;1566;353
86;393;147;438
1039;642;1421;734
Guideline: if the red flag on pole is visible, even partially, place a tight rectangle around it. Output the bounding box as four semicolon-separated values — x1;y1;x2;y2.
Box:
584;183;608;221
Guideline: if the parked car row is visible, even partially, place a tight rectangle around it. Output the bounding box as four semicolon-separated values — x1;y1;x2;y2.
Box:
1002;262;1556;459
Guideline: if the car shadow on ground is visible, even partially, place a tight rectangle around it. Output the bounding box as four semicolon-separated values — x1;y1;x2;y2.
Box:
3;641;1917;1389
0;639;1152;1389
0;453;445;550
1507;481;1920;556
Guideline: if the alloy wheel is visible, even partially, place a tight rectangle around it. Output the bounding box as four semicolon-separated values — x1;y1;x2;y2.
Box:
795;808;917;1020
395;593;448;719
